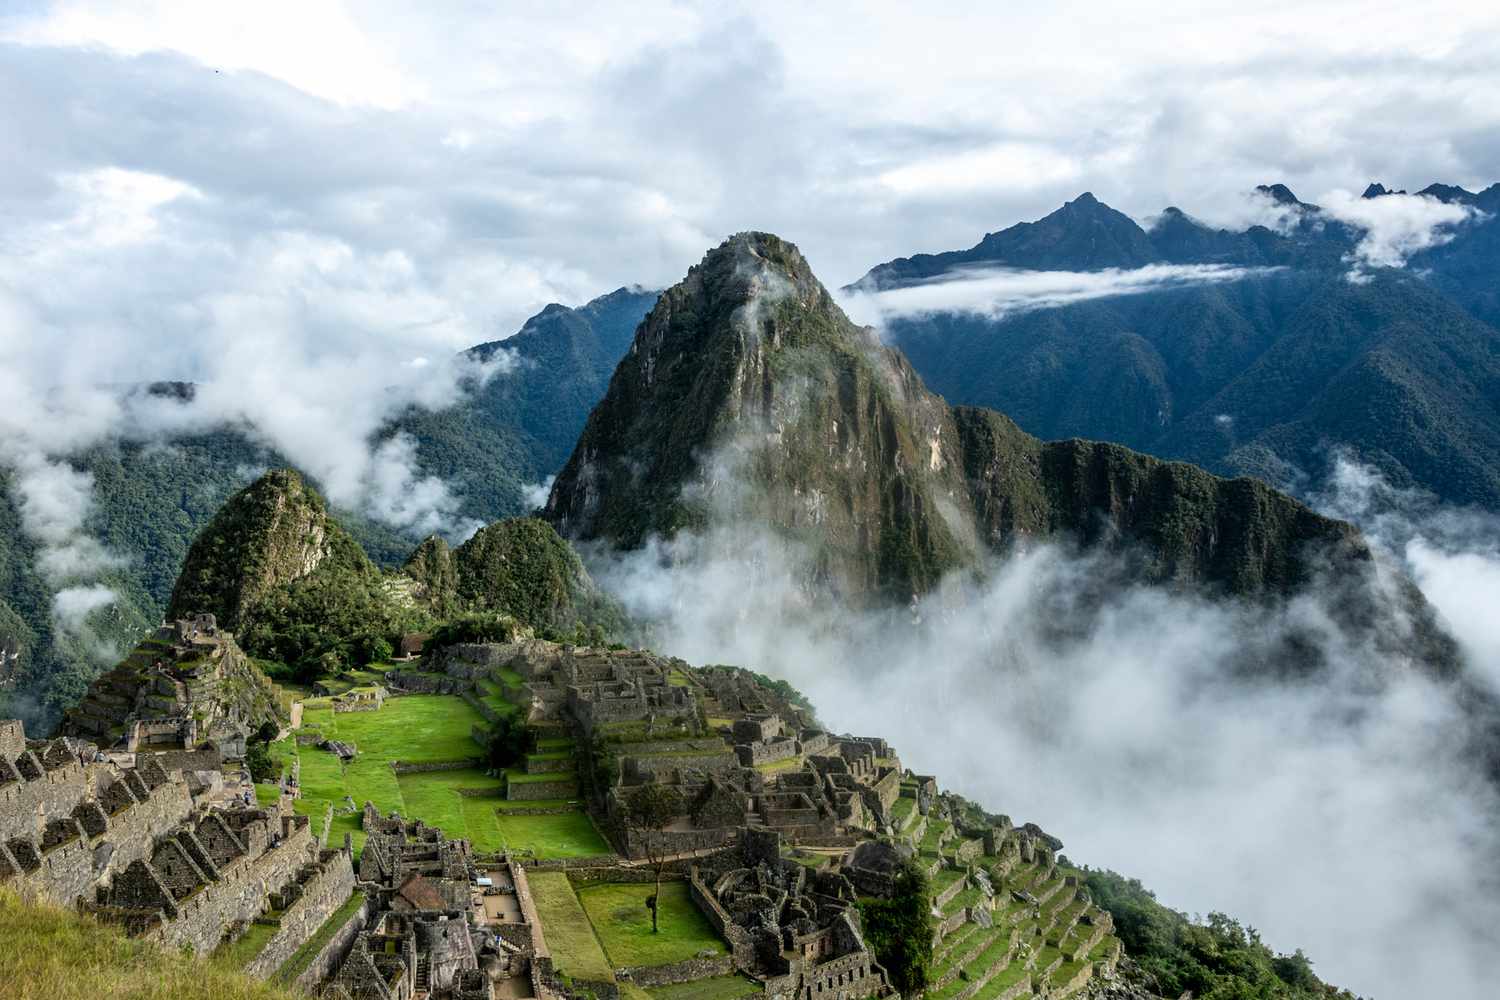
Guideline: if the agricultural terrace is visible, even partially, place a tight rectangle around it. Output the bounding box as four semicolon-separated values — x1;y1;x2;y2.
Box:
274;694;607;857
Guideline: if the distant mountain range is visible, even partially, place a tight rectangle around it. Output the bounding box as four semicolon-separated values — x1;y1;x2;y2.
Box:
855;184;1500;509
0;288;657;727
8;179;1500;725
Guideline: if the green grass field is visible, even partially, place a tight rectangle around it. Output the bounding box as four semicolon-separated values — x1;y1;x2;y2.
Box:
213;920;278;969
494;812;609;857
528;872;615;983
274;695;487;851
273;695;604;858
578;882;727;968
1;889;302;1000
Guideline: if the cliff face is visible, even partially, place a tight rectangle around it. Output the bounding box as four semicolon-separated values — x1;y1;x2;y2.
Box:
546;232;1366;603
166;469;374;631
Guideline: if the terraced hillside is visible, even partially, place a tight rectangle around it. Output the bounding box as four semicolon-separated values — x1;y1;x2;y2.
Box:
903;792;1121;1000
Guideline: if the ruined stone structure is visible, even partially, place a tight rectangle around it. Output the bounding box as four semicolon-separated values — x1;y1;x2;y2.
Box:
322;806;517;1000
359;807;475;898
0;715;365;979
690;828;898;1000
59;614;283;761
1;719;195;906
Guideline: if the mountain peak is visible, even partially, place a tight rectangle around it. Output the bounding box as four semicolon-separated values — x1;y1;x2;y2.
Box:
1362;182;1407;198
1256;183;1303;206
548;237;1363;602
1417;182;1479;205
165;468;364;632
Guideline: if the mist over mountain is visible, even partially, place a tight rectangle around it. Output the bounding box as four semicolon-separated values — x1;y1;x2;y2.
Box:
848;184;1500;514
0;287;655;729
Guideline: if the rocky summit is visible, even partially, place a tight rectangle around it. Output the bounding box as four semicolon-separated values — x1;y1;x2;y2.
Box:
545;232;1366;603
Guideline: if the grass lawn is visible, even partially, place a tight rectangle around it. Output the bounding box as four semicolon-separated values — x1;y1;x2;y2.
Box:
494;811;609;858
214;920;278;969
253;783;281;806
272;695;487;852
1;889;303;1000
528;872;614;983
578;882;727;968
645;975;761;1000
321;696;484;763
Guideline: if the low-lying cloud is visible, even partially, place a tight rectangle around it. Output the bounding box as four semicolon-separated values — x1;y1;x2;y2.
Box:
0;165;529;653
839;262;1274;325
1318;189;1483;277
584;458;1500;1000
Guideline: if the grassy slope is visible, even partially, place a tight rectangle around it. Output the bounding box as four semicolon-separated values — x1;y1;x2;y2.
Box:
0;890;302;1000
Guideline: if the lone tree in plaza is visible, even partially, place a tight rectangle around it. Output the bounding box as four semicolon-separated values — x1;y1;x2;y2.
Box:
617;783;685;933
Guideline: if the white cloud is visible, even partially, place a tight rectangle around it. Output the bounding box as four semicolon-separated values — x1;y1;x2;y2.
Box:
584;456;1500;1000
521;476;556;511
873;143;1083;197
840;262;1274;325
6;0;413;108
1319;188;1483;272
50;583;116;635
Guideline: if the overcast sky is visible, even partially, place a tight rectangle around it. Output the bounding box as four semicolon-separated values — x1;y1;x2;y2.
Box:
4;0;1499;354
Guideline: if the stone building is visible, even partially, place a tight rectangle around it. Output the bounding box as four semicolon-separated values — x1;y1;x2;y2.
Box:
689;828;897;1000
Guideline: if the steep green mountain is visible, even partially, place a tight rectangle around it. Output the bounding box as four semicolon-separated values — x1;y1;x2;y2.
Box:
165;469;423;678
164;469;622;682
404;518;625;637
165;468;371;632
860;187;1500;510
545;232;1364;604
0;287;657;730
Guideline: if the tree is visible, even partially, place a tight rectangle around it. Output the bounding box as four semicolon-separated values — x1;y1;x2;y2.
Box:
485;715;534;771
575;731;618;805
616;784;685;933
244;742;276;784
857;859;933;995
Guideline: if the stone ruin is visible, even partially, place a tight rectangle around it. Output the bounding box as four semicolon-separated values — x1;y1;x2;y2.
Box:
332;686;387;714
326;634;1127;999
323;806;540;1000
59;613;283;763
690;827;897;1000
0;716;360;970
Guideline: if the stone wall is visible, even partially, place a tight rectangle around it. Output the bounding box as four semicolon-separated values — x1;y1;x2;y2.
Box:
243;847;356;978
391;759;477;775
619;954;735;988
292;892;377;990
621;751;739;782
505;777;578;801
149;747;222;774
0;720;24;759
735;738;799;768
0;755;92;841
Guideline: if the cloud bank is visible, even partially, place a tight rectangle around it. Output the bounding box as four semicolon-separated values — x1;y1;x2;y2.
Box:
839;263;1272;325
583;458;1500;1000
1318;189;1483;277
